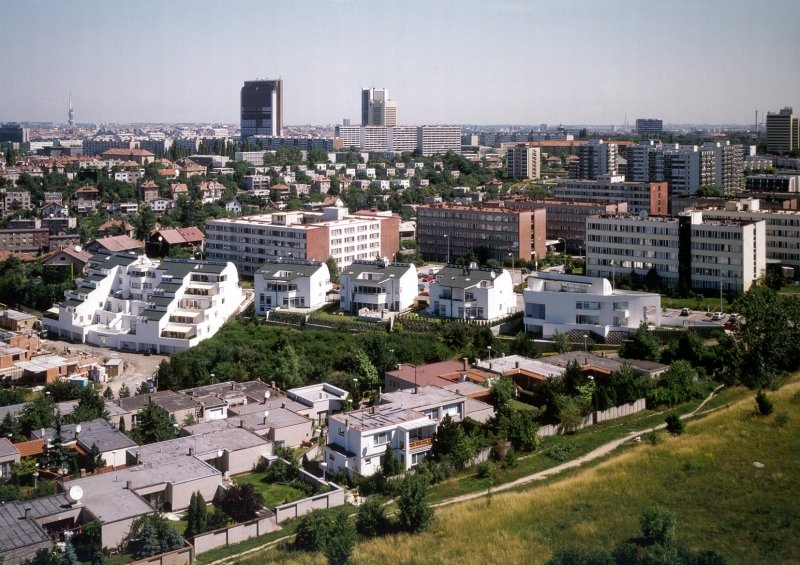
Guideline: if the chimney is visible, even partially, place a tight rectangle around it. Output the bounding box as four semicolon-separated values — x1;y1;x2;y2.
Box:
189;447;194;456
135;450;141;464
231;382;235;390
271;381;276;389
515;361;520;369
462;357;468;371
126;480;133;490
239;420;244;428
24;506;32;520
281;402;286;409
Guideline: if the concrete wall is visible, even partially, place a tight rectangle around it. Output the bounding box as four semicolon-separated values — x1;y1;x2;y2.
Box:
192;515;278;555
128;542;193;565
275;485;345;524
226;442;271;476
168;473;221;511
103;516;139;550
272;420;313;447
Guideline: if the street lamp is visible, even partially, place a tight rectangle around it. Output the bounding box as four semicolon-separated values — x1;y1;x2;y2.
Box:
487;345;492;360
610;260;616;289
583;333;589;352
532;250;538;272
444;234;450;264
320;461;328;482
508;253;515;284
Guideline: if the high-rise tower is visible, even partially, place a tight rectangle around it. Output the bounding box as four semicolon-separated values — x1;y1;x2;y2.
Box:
68;93;74;128
361;88;396;127
241;79;283;138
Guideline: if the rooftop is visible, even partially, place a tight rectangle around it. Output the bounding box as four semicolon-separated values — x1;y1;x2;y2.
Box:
329;404;428;432
380;385;465;412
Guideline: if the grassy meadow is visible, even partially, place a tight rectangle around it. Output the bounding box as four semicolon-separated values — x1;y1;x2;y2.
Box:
259;379;799;564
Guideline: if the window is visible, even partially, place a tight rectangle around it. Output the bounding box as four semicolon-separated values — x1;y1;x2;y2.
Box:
374;431;389;446
525;303;546;319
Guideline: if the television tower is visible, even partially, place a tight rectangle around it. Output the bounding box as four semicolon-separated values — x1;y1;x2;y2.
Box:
68;93;74;128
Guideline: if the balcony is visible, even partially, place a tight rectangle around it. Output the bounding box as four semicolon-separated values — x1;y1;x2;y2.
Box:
409;437;432;450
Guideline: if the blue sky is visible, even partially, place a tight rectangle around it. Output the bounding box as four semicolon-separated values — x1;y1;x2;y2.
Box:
3;0;799;125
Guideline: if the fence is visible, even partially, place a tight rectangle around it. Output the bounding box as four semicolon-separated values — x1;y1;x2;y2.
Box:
128;542;193;565
538;398;647;437
192;514;278;556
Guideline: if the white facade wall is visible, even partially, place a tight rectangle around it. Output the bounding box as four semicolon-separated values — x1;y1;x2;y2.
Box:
254;263;331;314
522;272;661;338
428;269;514;320
339;262;417;313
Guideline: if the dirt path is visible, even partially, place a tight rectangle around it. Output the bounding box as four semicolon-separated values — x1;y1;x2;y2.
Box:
433;385;726;508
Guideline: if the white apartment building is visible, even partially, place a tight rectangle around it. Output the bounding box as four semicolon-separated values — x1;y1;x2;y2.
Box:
339;259;417;314
554;174;669;215
506;144;541;179
585;210;766;293
700;198;800;278
522;272;661;339
205;207;398;276
333;125;461;156
113;170;144;183
428;265;514;320
234;151;268;165
254;259;331;314
626;142;717;195
42;253;244;354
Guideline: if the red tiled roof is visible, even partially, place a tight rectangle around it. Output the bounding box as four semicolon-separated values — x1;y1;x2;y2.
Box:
15;439;44;458
176;227;205;243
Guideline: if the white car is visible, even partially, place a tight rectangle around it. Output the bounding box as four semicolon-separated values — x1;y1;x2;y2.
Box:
711;311;725;321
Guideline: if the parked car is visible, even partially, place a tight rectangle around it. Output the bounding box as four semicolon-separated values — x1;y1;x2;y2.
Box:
680;307;692;316
711;311;725;321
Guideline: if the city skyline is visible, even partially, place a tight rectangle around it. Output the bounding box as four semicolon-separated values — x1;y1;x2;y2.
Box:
3;0;799;126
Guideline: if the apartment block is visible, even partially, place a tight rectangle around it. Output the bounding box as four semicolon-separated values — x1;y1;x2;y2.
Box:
506;144;541;179
572;139;617;180
699;198;800;278
416;203;545;263
636;118;663;136
205;207;400;275
0;228;49;254
585;210;766;293
626;141;718;195
1;191;32;216
333;125;461;156
766;107;799;154
499;198;628;253
554;175;669;215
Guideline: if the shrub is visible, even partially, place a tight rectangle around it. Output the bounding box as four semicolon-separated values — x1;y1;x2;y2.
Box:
355;496;387;538
665;414;684;435
755;390;773;415
640;506;677;545
475;461;496;480
545;438;577;462
219;483;264;522
396;473;434;533
774;411;789;428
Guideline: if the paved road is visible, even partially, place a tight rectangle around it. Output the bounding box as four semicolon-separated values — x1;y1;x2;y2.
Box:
40;337;167;396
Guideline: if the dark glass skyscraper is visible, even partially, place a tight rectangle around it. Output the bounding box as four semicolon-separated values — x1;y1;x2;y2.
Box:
241;79;283;138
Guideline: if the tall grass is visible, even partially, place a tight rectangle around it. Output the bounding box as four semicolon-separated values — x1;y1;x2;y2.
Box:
350;380;800;564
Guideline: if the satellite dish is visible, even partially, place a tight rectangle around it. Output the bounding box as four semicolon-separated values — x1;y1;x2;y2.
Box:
75;424;82;435
263;411;269;419
264;391;270;400
68;485;84;502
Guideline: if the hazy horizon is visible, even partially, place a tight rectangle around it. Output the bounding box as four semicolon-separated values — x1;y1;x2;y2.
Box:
4;0;799;126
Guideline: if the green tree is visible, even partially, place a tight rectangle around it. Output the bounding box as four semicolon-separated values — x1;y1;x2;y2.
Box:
381;444;403;477
665;413;684;435
133;205;157;240
118;383;130;398
130;403;177;445
323;509;357;565
78;443;105;473
184;491;208;538
219;483;264;522
352;349;380;392
102;386;114;400
123;514;184;559
326;257;340;285
618;322;661;361
69;386;109;424
271;343;301;390
356;496;388;538
396;473;434;533
430;415;472;470
552;330;570;354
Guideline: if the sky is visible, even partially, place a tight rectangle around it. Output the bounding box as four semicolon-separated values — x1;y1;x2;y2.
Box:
3;0;800;126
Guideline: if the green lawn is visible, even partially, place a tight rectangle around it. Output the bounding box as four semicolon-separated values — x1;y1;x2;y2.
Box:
661;295;732;311
232;473;309;509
